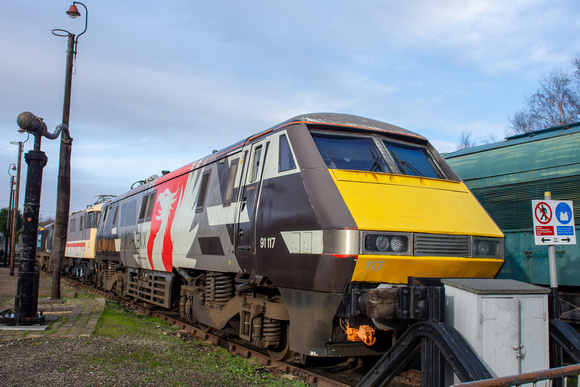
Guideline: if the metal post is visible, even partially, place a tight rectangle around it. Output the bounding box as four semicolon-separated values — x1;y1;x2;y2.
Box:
4;175;14;267
51;32;75;300
546;194;559;289
49;1;87;298
14;143;47;325
10;142;23;276
545;191;563;385
544;191;560;315
4;111;68;326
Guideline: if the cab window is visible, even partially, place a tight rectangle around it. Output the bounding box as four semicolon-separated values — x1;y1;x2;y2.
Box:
279;135;296;172
311;132;388;172
382;140;443;179
250;146;263;182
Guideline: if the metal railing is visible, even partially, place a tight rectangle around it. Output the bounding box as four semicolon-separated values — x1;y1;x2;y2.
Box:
453;364;580;387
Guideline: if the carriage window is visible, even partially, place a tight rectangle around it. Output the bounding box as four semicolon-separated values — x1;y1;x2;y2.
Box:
250;146;263;182
111;206;118;227
102;207;109;223
311;133;389;172
120;201;137;227
80;215;84;231
224;159;239;206
69;218;76;233
196;171;211;213
382;140;443;179
279;135;296;172
138;195;149;222
87;211;100;228
145;193;156;219
138;192;157;223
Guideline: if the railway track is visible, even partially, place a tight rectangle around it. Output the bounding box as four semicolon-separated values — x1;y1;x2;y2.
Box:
67;278;367;387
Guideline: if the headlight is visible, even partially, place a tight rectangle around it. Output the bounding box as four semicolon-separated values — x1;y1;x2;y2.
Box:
375;236;389;251
363;233;410;255
475;240;490;255
472;237;503;259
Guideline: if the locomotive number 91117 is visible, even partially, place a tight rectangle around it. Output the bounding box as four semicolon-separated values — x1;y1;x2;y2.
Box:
260;237;276;249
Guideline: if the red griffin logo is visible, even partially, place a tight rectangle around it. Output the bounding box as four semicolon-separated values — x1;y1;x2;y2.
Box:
147;170;189;271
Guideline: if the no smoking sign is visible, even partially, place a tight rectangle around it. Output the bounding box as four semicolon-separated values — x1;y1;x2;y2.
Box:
532;200;576;245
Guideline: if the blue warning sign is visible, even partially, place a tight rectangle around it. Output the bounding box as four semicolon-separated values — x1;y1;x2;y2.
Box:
556;202;573;225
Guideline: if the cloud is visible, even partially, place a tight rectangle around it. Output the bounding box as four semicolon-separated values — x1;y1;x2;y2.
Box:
2;0;580;215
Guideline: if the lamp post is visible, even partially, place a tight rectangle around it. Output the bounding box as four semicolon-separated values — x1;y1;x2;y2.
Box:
9;141;23;276
5;164;16;268
50;2;87;299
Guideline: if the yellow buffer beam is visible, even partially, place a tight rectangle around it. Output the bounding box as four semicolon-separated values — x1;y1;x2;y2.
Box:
353;255;504;283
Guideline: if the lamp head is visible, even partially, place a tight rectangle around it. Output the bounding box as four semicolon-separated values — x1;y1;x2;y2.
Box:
67;4;81;18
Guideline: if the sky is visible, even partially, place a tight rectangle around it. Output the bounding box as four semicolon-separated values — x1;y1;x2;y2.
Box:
2;0;580;220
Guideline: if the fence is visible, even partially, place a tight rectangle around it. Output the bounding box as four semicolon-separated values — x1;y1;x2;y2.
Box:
453;364;580;387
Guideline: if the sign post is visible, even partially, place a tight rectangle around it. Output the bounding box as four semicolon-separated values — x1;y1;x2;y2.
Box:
533;193;576;287
532;192;576;375
532;193;577;313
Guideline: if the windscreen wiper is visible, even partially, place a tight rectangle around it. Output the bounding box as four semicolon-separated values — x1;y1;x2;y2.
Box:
401;160;424;176
369;147;385;172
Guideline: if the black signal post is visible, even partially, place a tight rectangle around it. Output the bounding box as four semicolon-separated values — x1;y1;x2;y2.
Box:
0;112;68;326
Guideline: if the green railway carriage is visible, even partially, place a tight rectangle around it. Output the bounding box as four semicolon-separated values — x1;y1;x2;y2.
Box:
445;122;580;320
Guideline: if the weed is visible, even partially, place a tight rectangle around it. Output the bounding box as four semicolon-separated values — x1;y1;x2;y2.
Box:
85;301;306;386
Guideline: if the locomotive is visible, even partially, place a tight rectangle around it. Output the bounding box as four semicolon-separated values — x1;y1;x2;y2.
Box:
61;113;504;360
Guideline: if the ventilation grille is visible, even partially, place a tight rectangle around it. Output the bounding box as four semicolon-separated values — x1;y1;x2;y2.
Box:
414;234;470;257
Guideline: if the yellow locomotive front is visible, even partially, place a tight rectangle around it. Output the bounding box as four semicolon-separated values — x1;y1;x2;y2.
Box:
309;127;504;284
334;170;504;284
299;119;504;350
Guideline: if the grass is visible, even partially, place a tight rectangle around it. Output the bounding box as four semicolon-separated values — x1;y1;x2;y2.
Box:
87;301;307;386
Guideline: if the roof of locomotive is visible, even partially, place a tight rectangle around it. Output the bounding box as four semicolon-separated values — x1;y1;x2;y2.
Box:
107;113;429;203
275;113;426;140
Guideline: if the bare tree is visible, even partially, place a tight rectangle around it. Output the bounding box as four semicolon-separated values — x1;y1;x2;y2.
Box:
573;55;580;82
508;66;580;135
456;129;474;150
480;132;501;144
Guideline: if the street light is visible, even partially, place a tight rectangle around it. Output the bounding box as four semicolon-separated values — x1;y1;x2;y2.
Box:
5;164;17;268
66;4;81;18
50;1;87;299
9;141;24;276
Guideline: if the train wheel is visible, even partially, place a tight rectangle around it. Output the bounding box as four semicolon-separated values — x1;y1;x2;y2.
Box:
267;325;293;361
